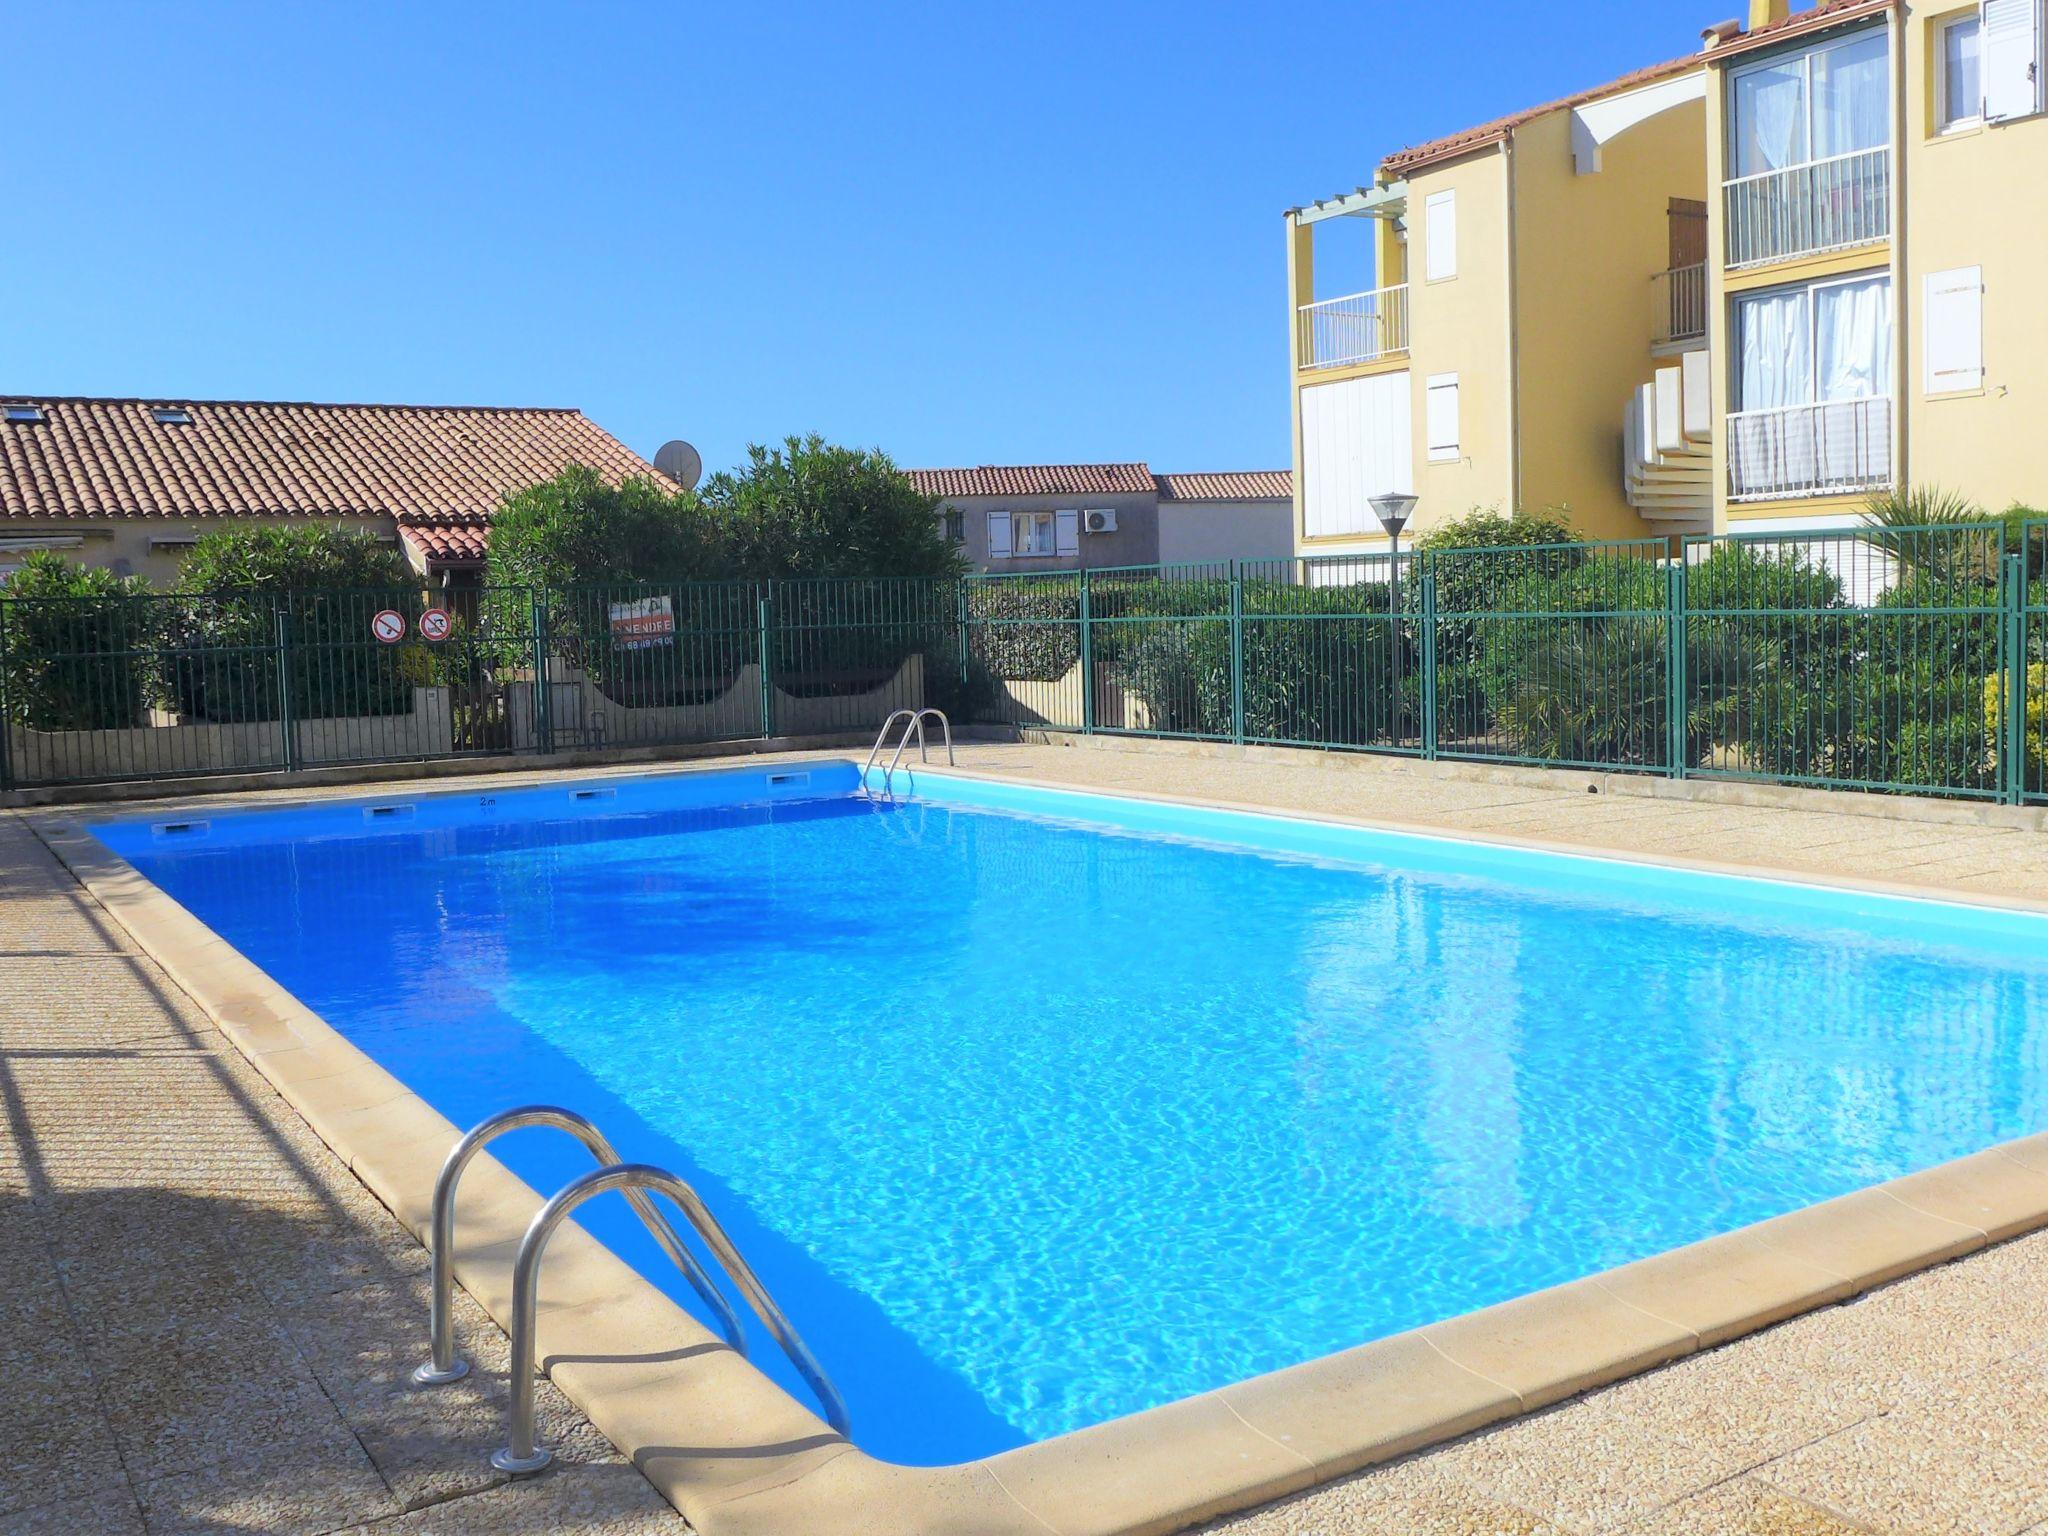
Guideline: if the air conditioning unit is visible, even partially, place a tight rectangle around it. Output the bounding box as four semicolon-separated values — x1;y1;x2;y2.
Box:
1083;508;1117;535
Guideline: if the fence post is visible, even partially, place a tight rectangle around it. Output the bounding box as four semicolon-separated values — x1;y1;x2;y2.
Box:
955;580;970;692
1078;571;1095;735
529;593;553;754
1419;570;1438;761
758;590;777;740
0;597;13;793
274;601;298;773
1229;571;1245;745
1666;559;1689;779
2002;552;2026;806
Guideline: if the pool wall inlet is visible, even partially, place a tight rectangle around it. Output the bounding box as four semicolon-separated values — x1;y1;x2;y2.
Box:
37;755;2048;1536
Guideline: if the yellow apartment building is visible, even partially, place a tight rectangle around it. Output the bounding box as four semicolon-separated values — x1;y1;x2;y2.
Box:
1707;0;2048;534
1288;0;2048;557
1286;56;1712;556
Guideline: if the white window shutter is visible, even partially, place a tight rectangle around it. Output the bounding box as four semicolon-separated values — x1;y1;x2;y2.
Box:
1054;508;1080;556
1424;191;1458;281
1425;373;1461;460
986;509;1012;558
1983;0;2043;121
1924;267;1985;393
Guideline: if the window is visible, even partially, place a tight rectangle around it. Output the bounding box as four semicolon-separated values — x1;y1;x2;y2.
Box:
1730;273;1894;498
4;404;45;424
1938;13;1984;129
150;406;194;425
1735;273;1893;412
1425;374;1461;462
1983;0;2046;121
1013;511;1056;557
1924;266;1985;392
1423;190;1457;282
1729;29;1889;175
943;508;964;543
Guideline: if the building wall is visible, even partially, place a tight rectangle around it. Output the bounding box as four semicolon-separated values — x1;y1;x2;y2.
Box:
1900;0;2048;512
1400;148;1519;536
1155;499;1296;565
0;516;401;589
1510;93;1707;540
941;491;1161;574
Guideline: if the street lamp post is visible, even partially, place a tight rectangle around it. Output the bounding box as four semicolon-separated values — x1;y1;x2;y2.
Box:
1369;491;1419;747
1369;491;1418;615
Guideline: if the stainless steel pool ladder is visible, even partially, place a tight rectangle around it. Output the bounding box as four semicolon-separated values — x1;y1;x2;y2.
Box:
412;1106;850;1476
863;707;953;797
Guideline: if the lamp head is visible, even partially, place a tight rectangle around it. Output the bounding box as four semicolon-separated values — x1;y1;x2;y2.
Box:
1369;491;1419;539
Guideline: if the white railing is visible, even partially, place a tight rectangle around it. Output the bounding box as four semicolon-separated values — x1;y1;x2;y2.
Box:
1727;396;1893;501
1651;262;1707;346
1723;146;1890;268
1296;284;1409;370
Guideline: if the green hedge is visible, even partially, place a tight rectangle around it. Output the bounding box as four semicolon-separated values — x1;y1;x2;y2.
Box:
0;554;160;730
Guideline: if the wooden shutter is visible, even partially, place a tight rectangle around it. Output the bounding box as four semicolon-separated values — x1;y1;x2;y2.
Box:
1054;509;1080;556
1424;191;1457;282
1983;0;2043;121
986;510;1012;558
1924;267;1985;393
1300;372;1414;538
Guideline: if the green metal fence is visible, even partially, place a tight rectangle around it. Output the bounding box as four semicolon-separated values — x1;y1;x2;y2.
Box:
4;529;2045;804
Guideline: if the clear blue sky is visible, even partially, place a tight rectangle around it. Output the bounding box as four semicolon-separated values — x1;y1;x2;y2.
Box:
2;1;1702;476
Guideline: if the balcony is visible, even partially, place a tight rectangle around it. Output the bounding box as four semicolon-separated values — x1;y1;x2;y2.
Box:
1651;262;1707;347
1723;147;1890;269
1296;284;1409;371
1727;396;1892;501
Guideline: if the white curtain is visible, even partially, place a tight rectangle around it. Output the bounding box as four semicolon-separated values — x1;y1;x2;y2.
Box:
1734;60;1807;175
1737;289;1812;411
1815;276;1892;401
1734;288;1812;498
1812;33;1889;156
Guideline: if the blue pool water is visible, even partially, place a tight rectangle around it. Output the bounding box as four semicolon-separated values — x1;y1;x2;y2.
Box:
94;762;2048;1464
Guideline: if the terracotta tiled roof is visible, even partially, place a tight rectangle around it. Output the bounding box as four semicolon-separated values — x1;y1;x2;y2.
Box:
0;397;669;522
1381;53;1703;174
1153;471;1292;502
1706;0;1894;63
395;514;490;568
905;463;1156;499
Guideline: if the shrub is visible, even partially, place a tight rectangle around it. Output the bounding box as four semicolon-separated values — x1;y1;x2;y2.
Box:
0;554;159;730
1470;554;1669;767
965;578;1080;682
486;465;717;591
168;526;417;722
1985;662;2048;794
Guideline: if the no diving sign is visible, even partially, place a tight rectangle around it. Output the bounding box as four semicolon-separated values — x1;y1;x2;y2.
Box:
418;608;453;642
370;609;406;645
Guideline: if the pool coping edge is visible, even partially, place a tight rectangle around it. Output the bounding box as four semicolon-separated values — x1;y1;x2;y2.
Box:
22;754;2048;1536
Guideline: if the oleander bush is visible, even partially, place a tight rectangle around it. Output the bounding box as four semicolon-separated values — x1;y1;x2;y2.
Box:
0;553;160;730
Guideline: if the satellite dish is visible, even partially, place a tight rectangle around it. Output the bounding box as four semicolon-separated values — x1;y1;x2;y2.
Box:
653;439;703;491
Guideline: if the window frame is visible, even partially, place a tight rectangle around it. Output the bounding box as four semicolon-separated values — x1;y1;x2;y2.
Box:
1936;10;1985;133
1726;23;1892;177
1011;510;1057;557
1731;269;1895;414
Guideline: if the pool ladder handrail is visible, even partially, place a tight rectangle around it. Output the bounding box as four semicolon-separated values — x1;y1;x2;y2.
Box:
493;1162;852;1474
413;1105;745;1387
863;707;953;797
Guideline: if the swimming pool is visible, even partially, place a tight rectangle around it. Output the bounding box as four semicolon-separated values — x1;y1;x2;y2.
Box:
91;761;2048;1466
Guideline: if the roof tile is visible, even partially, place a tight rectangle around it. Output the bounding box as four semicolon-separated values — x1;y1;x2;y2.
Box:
905;463;1156;499
0;397;669;522
1153;471;1291;502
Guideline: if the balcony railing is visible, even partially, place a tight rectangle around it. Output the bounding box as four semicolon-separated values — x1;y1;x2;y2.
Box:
1727;396;1893;501
1652;262;1707;346
1723;146;1890;269
1296;284;1409;370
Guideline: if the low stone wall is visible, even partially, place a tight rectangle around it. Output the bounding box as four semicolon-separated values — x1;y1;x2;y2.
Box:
508;655;925;751
5;688;455;785
987;662;1152;732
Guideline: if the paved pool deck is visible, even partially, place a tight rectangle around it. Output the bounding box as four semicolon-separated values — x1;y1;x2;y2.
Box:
6;739;2048;1535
